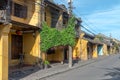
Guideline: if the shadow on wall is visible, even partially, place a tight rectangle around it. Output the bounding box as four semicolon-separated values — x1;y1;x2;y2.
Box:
103;67;120;80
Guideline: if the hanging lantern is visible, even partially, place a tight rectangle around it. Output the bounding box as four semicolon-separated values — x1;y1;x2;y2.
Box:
16;30;22;35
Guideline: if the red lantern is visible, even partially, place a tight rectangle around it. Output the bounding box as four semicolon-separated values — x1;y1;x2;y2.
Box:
16;30;22;35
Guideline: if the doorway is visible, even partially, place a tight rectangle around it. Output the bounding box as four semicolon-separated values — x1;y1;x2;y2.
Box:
87;42;93;59
64;48;68;63
11;35;23;59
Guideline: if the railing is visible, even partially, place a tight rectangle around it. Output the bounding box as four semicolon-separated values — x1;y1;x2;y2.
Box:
0;10;7;23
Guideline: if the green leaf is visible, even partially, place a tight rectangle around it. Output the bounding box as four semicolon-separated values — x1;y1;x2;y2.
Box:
40;17;76;52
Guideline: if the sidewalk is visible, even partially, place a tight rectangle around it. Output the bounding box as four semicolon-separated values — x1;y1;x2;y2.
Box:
9;55;109;80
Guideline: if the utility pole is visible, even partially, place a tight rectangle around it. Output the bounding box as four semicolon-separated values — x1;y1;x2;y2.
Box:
68;0;73;18
68;0;73;68
110;33;112;54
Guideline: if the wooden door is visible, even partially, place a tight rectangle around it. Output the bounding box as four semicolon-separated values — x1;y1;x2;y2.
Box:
11;35;23;59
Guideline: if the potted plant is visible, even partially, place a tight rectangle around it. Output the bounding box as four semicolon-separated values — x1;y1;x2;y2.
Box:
44;60;50;69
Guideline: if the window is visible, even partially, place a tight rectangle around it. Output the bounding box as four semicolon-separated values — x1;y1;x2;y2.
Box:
51;9;59;28
13;3;27;18
63;12;68;27
0;0;7;10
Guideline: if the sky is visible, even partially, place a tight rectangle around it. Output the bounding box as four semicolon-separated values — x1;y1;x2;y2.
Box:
54;0;120;40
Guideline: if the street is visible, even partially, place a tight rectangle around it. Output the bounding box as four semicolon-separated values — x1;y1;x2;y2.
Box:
42;54;120;80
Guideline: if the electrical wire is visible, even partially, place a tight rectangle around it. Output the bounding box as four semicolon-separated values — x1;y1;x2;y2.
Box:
81;16;100;33
81;25;95;35
73;9;97;34
52;0;98;36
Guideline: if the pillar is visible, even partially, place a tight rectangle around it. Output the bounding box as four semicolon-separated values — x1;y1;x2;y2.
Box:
0;24;12;80
80;39;88;60
93;44;98;58
69;46;72;68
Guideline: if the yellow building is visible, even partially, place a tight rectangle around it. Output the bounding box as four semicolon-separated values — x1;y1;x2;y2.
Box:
1;0;110;80
103;44;109;56
42;0;69;63
73;32;104;61
0;0;42;80
111;39;120;54
73;33;88;61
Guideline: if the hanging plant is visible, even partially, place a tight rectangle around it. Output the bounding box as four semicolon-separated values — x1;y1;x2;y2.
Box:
40;16;76;52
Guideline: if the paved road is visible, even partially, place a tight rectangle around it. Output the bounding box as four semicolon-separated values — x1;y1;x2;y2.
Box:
43;54;120;80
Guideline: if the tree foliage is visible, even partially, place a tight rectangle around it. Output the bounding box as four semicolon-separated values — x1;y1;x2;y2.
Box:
40;17;76;52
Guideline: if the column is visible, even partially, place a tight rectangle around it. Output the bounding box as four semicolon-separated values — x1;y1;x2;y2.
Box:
0;24;12;80
93;44;98;58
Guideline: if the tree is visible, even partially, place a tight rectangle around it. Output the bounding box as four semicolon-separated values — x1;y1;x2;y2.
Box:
40;16;76;52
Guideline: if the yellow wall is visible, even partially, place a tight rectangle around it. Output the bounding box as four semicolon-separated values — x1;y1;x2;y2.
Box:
23;32;40;65
80;39;88;60
103;44;108;56
92;44;98;58
73;39;80;59
9;29;20;66
9;30;40;66
73;38;88;60
110;47;113;54
0;24;11;80
112;47;116;54
0;26;4;80
11;0;41;27
45;48;64;62
73;33;88;60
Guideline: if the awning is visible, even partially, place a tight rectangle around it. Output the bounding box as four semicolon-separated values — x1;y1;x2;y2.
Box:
83;38;103;45
11;21;40;31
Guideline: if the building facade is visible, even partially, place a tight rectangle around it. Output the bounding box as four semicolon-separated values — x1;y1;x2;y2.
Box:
0;0;42;79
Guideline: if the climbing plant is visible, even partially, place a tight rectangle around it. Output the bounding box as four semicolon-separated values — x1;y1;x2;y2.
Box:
40;16;76;52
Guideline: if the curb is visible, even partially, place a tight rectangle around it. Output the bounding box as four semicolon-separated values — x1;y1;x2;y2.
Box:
37;56;108;80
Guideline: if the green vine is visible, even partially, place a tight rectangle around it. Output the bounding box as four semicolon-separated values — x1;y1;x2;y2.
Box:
40;17;76;52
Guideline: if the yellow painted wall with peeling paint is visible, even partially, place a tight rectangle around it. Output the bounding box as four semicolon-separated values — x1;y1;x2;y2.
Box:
0;24;12;80
103;44;108;56
92;44;98;58
11;0;41;27
73;33;88;60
